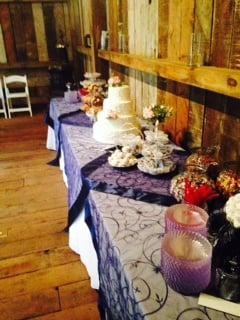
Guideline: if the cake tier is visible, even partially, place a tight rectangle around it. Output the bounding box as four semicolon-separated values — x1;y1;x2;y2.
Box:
93;113;140;144
108;85;130;101
103;98;133;114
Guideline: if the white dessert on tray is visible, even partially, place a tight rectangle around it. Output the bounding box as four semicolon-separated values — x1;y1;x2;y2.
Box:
93;76;141;144
137;157;176;175
138;138;176;175
80;72;106;88
108;147;138;168
144;130;169;145
84;72;101;79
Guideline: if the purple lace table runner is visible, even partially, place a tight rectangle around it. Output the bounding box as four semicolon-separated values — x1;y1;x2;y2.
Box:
88;191;239;320
46;98;92;165
60;124;187;226
81;149;187;204
60;125;112;225
49;97;83;121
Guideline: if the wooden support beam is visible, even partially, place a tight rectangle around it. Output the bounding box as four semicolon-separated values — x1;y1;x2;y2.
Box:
98;50;240;99
0;0;67;2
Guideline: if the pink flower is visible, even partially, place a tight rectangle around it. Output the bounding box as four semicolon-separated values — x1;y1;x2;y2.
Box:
108;76;122;86
105;110;118;119
143;107;154;119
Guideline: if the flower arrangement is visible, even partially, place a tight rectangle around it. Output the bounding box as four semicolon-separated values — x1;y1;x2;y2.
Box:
143;104;173;124
108;75;122;87
81;84;105;121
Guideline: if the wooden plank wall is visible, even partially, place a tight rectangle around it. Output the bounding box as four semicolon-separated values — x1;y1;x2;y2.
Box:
105;0;240;162
0;1;73;64
202;0;240;161
77;0;93;72
91;0;108;77
0;1;74;105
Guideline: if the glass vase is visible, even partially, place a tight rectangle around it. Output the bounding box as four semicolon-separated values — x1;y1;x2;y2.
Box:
161;230;212;295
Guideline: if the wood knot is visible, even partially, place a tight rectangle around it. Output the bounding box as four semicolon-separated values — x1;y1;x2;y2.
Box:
227;77;238;87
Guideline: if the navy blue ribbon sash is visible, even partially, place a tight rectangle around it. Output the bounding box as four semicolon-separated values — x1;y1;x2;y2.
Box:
67;150;188;229
47;109;92;166
45;111;54;129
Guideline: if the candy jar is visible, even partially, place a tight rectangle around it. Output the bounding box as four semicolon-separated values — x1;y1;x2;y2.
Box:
170;171;218;207
216;161;240;198
186;146;219;179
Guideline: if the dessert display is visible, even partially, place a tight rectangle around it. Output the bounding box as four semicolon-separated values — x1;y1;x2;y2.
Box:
141;143;172;158
137;155;175;175
216;165;240;198
81;83;105;121
137;129;176;175
80;72;106;88
108;147;138;168
144;129;169;145
84;72;101;79
93;76;141;144
114;134;143;155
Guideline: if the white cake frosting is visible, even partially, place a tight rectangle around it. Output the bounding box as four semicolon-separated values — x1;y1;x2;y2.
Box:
108;85;130;100
93;84;140;144
103;85;133;114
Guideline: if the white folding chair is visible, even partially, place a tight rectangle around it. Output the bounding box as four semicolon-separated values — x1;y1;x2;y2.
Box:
0;79;7;119
3;75;32;118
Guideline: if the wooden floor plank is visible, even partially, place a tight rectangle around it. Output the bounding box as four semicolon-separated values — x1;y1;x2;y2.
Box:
0;246;79;279
0;196;67;218
0;183;66;207
0;178;24;190
0;207;68;228
0;261;89;299
0;218;67;243
0;148;52;161
59;280;99;310
0;166;60;182
0;232;69;260
0;288;60;320
32;303;100;320
0;111;100;319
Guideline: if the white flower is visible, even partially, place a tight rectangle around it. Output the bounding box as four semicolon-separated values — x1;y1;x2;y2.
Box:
225;193;240;228
108;76;122;86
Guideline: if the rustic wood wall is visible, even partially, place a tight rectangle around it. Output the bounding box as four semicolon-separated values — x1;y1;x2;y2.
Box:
77;0;92;71
76;0;108;78
0;0;74;105
105;0;240;162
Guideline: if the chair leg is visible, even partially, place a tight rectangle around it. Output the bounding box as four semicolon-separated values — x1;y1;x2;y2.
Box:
27;96;32;117
6;98;11;119
1;98;7;119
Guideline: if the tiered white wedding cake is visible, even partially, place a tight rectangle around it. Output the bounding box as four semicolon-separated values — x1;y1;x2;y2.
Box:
93;77;140;144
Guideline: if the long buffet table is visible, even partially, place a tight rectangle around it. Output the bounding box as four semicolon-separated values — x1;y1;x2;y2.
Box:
46;98;239;320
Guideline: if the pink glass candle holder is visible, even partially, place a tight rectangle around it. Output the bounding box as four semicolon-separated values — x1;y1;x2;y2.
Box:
165;203;208;237
161;230;212;295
